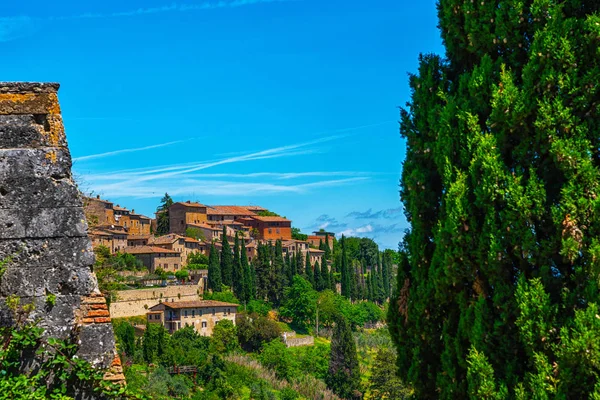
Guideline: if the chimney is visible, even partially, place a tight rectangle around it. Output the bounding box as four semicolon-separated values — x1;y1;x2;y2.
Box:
187;200;191;204
96;195;100;199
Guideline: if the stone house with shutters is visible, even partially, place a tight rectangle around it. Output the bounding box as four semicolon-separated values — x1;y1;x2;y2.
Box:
147;300;238;336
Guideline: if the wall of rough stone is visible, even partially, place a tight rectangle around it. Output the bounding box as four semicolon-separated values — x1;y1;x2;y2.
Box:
284;336;315;348
110;285;201;318
0;83;121;381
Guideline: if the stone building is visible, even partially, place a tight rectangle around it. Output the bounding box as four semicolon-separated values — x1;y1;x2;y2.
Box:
150;233;205;266
83;195;116;227
307;231;335;251
89;226;128;253
308;248;326;267
169;201;208;235
239;215;292;241
282;239;310;257
147;300;238;336
122;246;182;273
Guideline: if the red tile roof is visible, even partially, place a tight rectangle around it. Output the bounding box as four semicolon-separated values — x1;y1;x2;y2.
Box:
207;205;257;216
123;246;180;255
173;201;207;208
249;216;291;222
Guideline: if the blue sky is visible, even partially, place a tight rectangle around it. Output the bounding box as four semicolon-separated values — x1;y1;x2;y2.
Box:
0;0;443;249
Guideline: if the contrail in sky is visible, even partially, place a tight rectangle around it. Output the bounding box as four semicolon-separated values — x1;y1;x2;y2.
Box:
72;140;184;162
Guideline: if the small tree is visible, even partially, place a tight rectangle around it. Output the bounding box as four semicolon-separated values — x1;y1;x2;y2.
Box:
368;347;412;399
280;276;317;332
327;315;362;399
210;319;239;354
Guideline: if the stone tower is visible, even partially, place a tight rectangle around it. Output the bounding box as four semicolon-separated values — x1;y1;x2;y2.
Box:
0;83;121;379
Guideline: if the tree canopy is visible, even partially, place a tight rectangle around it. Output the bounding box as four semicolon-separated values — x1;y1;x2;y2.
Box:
389;1;600;398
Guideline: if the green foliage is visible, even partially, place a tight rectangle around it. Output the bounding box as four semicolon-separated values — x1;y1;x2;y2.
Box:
156;193;173;236
291;227;308;241
185;227;206;241
114;320;136;357
142;322;169;364
327;315;362;399
220;227;233;288
367;347;412;400
279;276;317;332
175;269;189;281
236;313;282;352
389;1;600;398
203;289;239;305
257;210;280;217
210;320;239;354
207;243;222;292
246;299;272;317
45;293;57;307
187;252;209;266
259;339;295;381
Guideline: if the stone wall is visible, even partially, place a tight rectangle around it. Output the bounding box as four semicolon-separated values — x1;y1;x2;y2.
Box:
110;285;201;318
285;336;315;348
0;83;121;380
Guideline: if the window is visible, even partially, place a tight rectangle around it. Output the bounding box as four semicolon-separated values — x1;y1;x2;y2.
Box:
227;308;230;315
212;309;215;316
184;310;188;317
202;321;207;328
276;229;280;234
199;310;203;316
268;229;272;234
192;310;195;317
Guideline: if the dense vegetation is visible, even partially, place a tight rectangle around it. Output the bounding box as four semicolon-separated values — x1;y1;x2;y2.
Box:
389;1;600;398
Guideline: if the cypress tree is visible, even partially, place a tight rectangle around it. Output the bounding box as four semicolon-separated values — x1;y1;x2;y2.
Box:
254;243;270;301
284;251;293;285
241;240;252;302
305;251;314;287
271;240;285;305
381;252;390;299
321;258;330;290
340;235;350;298
313;259;322;291
220;227;233;287
327;315;362;399
155;192;173;235
290;252;297;278
296;250;304;279
232;233;244;300
207;243;222;292
389;1;600;398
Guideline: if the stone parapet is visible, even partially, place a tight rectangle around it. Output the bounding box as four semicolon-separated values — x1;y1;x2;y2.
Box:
0;82;122;389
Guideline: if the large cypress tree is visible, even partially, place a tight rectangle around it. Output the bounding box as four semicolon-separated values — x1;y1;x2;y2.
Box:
340;235;350;298
240;240;252;302
220;227;233;287
305;251;314;287
207;243;221;292
232;233;244;300
327;315;362;400
389;1;600;398
313;259;322;291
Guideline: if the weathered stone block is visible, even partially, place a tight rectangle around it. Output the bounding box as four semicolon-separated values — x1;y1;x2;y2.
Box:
0;237;94;269
0;206;88;239
0;266;97;297
0;114;66;149
0;148;72;179
0;176;81;209
0;93;61;115
77;323;117;368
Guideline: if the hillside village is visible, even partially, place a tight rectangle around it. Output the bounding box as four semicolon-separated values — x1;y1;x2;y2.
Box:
84;195;335;276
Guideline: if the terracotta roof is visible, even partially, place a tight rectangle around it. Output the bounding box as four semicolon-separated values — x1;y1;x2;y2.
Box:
85;196;113;205
309;249;325;254
151;300;239;310
248;216;291;222
243;205;267;212
90;230;112;237
100;229;128;236
173;201;206;208
184;237;201;243
207;205;257;216
123;246;180;255
151;234;184;245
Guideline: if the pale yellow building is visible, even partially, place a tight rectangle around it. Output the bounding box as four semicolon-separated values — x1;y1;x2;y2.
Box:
147;300;238;336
